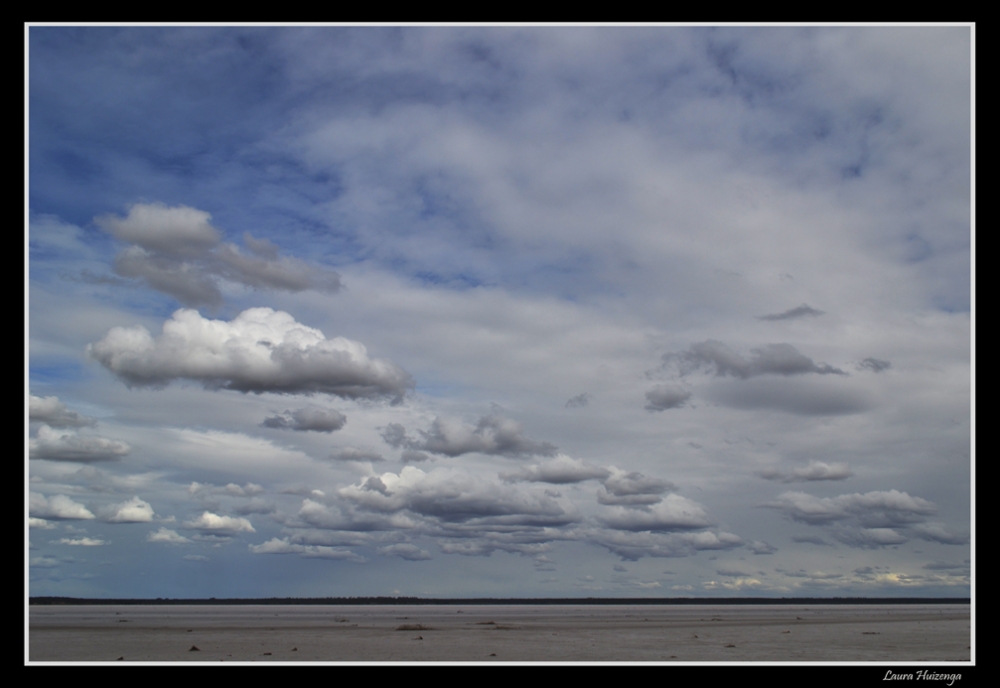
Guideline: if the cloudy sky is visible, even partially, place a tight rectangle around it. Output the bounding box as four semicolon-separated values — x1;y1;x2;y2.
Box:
27;26;972;599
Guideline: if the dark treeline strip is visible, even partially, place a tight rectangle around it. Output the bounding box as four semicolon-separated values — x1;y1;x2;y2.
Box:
30;596;970;606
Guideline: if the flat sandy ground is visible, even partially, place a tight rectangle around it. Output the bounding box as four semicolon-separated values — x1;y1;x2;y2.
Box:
28;604;971;663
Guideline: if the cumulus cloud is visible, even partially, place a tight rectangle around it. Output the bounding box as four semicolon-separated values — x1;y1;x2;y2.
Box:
338;466;572;525
102;496;155;523
766;489;936;526
146;527;192;544
500;455;610;484
29;492;95;520
88;308;413;403
29;517;56;529
599;494;714;531
644;383;692;411
757;461;854;482
665;340;846;379
183;511;256;533
746;540;778;554
597;469;675;506
263;407;347;432
381;413;557;458
29;395;95;427
95;203;341;306
756;304;825;321
29;425;131;462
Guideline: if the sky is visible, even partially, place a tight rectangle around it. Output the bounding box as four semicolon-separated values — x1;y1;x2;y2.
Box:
27;25;972;599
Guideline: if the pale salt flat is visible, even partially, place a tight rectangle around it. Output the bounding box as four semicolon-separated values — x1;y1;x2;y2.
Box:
28;604;971;663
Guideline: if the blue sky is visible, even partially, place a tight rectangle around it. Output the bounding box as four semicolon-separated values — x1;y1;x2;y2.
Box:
28;25;972;598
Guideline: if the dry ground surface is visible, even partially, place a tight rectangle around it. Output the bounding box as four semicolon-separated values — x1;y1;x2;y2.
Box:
28;604;972;663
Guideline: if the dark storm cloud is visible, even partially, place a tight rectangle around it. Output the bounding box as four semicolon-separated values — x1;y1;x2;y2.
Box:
29;395;95;427
666;340;846;379
380;413;557;458
858;357;892;372
95;203;341;307
644;384;692;411
88;308;413;403
262;407;347;432
756;304;825;321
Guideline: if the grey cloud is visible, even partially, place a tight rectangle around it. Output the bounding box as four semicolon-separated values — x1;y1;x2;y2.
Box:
381;413;557;458
88;308;413;403
29;425;131;462
401;450;432;463
327;447;385;463
96;203;221;257
706;377;871;415
667;340;846;379
756;304;825;321
858;357;892;373
96;203;340;307
644;384;691;411
746;540;778;554
29;396;95;428
263;407;347;432
910;522;968;545
757;461;853;482
500;456;610;484
378;543;432;560
832;526;908;548
565;392;590;408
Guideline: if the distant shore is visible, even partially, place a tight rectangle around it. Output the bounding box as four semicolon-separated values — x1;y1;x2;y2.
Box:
29;596;971;606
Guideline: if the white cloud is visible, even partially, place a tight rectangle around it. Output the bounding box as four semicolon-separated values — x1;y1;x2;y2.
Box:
103;496;155;523
248;537;365;562
55;537;106;546
146;527;192;544
88;307;412;402
183;511;256;533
